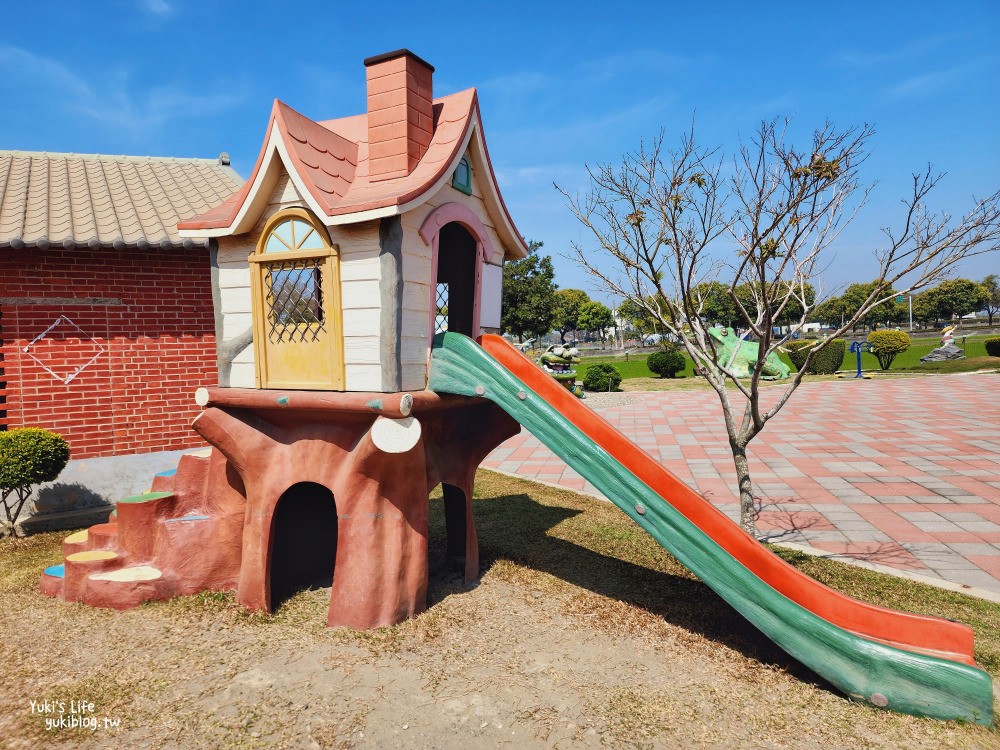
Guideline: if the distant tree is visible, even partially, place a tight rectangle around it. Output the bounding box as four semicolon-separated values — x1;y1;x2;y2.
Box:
501;240;557;342
578;301;616;344
983;274;1000;327
933;278;989;325
617;297;657;338
811;295;845;327
732;282;816;327
695;281;740;327
910;290;940;328
839;282;905;330
553;289;591;343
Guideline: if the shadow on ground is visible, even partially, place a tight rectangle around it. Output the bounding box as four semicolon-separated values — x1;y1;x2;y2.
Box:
426;490;826;691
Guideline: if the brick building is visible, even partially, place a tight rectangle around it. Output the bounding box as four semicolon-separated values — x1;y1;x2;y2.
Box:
0;151;243;469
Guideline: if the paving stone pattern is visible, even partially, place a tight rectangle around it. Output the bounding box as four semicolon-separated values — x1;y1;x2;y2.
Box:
484;373;1000;593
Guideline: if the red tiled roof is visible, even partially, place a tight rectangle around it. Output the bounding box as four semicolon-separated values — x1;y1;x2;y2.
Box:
178;89;525;259
0;151;242;249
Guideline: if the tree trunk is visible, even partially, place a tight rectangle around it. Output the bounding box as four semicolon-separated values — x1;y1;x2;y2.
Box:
732;444;757;536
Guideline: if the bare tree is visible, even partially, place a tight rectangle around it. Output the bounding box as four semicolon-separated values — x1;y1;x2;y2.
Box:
559;119;1000;535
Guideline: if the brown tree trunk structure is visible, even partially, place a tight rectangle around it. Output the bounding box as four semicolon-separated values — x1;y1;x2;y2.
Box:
40;390;519;629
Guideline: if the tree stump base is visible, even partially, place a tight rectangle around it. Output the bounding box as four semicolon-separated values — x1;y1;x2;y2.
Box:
40;390;519;629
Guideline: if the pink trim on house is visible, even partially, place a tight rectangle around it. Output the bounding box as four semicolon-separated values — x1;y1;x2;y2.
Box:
420;202;491;346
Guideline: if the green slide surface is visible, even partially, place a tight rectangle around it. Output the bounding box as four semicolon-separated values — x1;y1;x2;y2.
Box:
428;332;994;725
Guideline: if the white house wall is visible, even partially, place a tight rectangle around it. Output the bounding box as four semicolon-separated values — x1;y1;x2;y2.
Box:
399;158;509;387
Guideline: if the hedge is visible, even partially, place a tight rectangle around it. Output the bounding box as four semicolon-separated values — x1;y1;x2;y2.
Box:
647;350;686;378
0;428;70;533
985;337;1000;358
785;338;846;375
867;330;911;370
583;363;623;392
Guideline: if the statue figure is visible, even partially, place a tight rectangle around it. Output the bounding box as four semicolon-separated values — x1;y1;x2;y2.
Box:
707;326;790;380
537;345;586;398
921;324;964;363
940;325;956;347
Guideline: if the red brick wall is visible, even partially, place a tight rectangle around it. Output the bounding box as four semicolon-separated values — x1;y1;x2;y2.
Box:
0;247;216;459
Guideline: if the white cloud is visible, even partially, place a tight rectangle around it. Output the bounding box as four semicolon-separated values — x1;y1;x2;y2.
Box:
141;0;171;15
0;45;243;141
883;62;978;99
830;33;968;69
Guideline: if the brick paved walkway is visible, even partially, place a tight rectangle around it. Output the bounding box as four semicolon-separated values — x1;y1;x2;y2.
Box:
483;372;1000;594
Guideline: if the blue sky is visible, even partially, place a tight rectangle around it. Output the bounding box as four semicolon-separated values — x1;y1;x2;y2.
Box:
2;1;997;302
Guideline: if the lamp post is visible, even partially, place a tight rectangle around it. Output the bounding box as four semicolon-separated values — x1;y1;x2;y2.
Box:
896;294;913;331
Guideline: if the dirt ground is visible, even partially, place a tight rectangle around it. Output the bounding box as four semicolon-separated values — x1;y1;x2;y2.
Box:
2;473;998;750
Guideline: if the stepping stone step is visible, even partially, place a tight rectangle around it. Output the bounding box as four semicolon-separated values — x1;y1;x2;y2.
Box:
150;467;178;493
63;550;121;601
115;492;177;558
85;565;167;609
118;491;174;506
87;523;118;549
62;529;89;556
163;514;210;523
39;563;66;597
88;565;162;582
66;550;117;563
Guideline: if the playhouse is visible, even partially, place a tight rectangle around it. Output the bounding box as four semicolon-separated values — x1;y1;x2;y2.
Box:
178;48;526;391
40;49;528;628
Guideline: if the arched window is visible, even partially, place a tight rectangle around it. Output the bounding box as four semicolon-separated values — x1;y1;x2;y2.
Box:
249;208;345;390
451;156;472;195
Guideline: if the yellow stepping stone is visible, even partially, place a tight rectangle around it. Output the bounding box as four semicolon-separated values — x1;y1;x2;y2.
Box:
189;448;213;458
64;530;88;545
89;566;162;582
66;550;118;563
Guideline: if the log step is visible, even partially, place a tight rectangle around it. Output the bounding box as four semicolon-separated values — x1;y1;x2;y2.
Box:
88;565;162;583
62;529;89;556
39;563;65;597
163;514;210;523
87;523;119;550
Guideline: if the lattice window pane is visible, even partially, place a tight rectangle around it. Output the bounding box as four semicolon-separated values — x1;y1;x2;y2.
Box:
265;259;326;343
435;282;449;333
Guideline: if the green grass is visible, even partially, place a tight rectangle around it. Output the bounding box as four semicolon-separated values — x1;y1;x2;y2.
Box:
577;334;999;383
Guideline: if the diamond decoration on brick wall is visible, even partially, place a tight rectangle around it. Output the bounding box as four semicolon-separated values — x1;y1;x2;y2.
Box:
23;316;106;385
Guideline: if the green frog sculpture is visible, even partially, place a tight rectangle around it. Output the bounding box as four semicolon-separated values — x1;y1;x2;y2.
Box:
708;326;790;380
537;345;586;398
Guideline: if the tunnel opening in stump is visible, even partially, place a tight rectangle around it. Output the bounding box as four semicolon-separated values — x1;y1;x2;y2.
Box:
270;481;338;609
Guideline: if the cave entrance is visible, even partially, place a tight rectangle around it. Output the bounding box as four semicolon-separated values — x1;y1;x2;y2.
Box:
270;482;338;610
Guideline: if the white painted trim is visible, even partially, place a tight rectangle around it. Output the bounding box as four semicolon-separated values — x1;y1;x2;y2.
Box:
179;124;330;238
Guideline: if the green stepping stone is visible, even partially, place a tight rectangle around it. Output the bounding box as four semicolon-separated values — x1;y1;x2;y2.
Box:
117;491;173;505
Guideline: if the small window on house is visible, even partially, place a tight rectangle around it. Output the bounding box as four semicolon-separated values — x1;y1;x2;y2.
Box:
264;218;325;253
451;157;472;195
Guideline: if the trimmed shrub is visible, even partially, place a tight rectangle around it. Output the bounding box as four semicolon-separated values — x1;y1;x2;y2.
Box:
0;428;70;534
583;363;623;392
867;330;911;370
985;337;1000;358
784;339;846;375
647;349;686;378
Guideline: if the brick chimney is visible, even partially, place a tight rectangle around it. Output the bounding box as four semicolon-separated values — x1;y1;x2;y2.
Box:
364;49;435;181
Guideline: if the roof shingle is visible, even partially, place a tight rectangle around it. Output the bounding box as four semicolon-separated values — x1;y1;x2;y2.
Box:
0;151;243;249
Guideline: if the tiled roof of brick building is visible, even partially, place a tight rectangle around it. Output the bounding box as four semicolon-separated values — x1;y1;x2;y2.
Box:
0;151;243;250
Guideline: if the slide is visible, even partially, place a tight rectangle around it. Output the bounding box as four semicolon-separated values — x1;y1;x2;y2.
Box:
428;332;994;725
